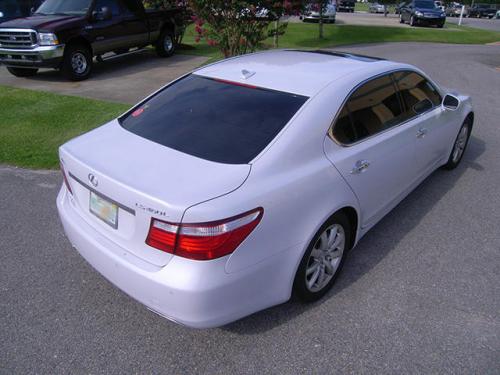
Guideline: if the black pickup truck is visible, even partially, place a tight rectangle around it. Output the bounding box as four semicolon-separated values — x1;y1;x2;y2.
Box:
0;0;185;80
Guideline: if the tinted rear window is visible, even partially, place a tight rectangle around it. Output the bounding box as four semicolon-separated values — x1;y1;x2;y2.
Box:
119;75;308;164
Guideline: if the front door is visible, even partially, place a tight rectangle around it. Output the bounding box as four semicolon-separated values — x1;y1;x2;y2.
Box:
325;74;418;228
392;71;453;175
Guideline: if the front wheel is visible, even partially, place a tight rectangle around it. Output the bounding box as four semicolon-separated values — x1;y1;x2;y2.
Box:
156;30;175;57
6;67;38;77
399;14;405;23
293;212;351;302
443;118;471;170
61;44;93;81
410;15;416;26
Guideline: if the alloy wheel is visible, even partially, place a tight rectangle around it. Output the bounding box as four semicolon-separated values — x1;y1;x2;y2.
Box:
305;224;346;292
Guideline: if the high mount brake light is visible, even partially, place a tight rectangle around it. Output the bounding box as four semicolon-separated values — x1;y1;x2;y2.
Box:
146;208;263;261
213;78;258;90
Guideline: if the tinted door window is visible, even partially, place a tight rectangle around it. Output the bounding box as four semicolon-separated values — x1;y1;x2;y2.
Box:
94;0;121;15
392;71;441;121
120;75;308;164
331;75;404;144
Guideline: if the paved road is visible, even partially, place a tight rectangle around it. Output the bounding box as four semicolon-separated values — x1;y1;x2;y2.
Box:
0;51;207;104
1;43;499;374
447;16;500;32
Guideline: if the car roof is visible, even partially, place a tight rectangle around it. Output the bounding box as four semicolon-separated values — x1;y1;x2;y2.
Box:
194;50;402;97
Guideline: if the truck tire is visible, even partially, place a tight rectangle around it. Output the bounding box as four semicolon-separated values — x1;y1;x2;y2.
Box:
62;43;93;81
156;29;175;58
6;67;38;77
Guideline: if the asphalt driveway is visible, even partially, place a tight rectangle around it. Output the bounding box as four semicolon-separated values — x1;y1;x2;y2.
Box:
0;51;207;104
1;43;499;374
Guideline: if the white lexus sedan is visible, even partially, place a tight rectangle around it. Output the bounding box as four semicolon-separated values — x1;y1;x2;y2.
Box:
57;50;473;328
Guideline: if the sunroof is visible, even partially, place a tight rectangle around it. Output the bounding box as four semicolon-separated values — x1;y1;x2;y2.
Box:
291;50;385;62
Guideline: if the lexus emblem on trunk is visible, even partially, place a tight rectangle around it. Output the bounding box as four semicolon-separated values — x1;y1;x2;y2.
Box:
88;174;98;187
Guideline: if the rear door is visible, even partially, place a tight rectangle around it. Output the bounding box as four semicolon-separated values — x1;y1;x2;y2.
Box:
118;0;149;48
325;73;418;228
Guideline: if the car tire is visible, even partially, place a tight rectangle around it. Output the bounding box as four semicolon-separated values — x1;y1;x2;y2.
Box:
400;14;405;23
156;29;175;58
443;118;472;170
62;44;93;81
437;22;444;28
293;211;352;303
6;67;38;77
410;15;416;26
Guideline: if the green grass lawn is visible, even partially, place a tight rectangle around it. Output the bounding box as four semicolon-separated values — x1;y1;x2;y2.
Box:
355;2;370;12
179;22;500;60
0;86;129;169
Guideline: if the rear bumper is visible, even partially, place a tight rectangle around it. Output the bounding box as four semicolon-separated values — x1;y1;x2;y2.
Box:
56;186;293;328
0;44;64;68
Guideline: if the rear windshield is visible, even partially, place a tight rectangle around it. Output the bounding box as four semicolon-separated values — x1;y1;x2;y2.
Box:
119;75;308;164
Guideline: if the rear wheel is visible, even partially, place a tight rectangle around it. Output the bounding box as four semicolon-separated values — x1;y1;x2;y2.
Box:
399;14;405;23
62;44;93;81
293;212;352;302
443;118;471;170
156;29;175;57
6;67;38;77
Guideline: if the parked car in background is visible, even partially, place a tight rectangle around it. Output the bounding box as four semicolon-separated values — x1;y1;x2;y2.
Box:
445;3;468;17
303;1;337;22
338;0;355;12
0;0;185;81
57;50;473;328
496;9;500;18
468;3;496;18
0;0;44;23
369;2;386;13
434;0;445;11
400;0;446;27
394;2;406;14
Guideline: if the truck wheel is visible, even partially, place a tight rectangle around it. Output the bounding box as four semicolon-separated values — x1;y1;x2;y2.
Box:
62;44;93;81
156;30;175;58
410;15;416;26
6;67;38;77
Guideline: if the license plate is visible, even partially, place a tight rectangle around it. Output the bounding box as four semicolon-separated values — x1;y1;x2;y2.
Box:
89;191;118;229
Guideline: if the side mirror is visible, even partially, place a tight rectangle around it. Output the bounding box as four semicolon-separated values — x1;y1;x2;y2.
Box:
413;98;433;114
93;6;112;21
443;94;460;111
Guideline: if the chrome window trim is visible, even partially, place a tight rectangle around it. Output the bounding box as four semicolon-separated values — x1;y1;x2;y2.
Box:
328;68;443;148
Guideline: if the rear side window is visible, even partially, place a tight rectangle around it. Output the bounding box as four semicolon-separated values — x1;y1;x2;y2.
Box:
331;74;404;144
392;71;442;120
120;75;308;164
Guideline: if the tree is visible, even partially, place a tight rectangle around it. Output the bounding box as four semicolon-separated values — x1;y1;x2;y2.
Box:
189;1;293;58
306;0;331;39
376;0;395;16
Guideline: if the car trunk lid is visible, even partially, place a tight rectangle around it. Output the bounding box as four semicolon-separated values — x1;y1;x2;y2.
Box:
60;120;251;267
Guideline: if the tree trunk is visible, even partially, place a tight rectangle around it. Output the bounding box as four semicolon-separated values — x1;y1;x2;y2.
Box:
274;20;279;48
319;6;324;39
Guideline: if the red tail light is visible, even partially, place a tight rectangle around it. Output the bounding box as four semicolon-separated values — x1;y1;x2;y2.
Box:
146;208;263;261
60;162;73;195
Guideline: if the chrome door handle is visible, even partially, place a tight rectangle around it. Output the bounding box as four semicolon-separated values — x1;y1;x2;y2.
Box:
417;128;428;138
351;160;370;174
